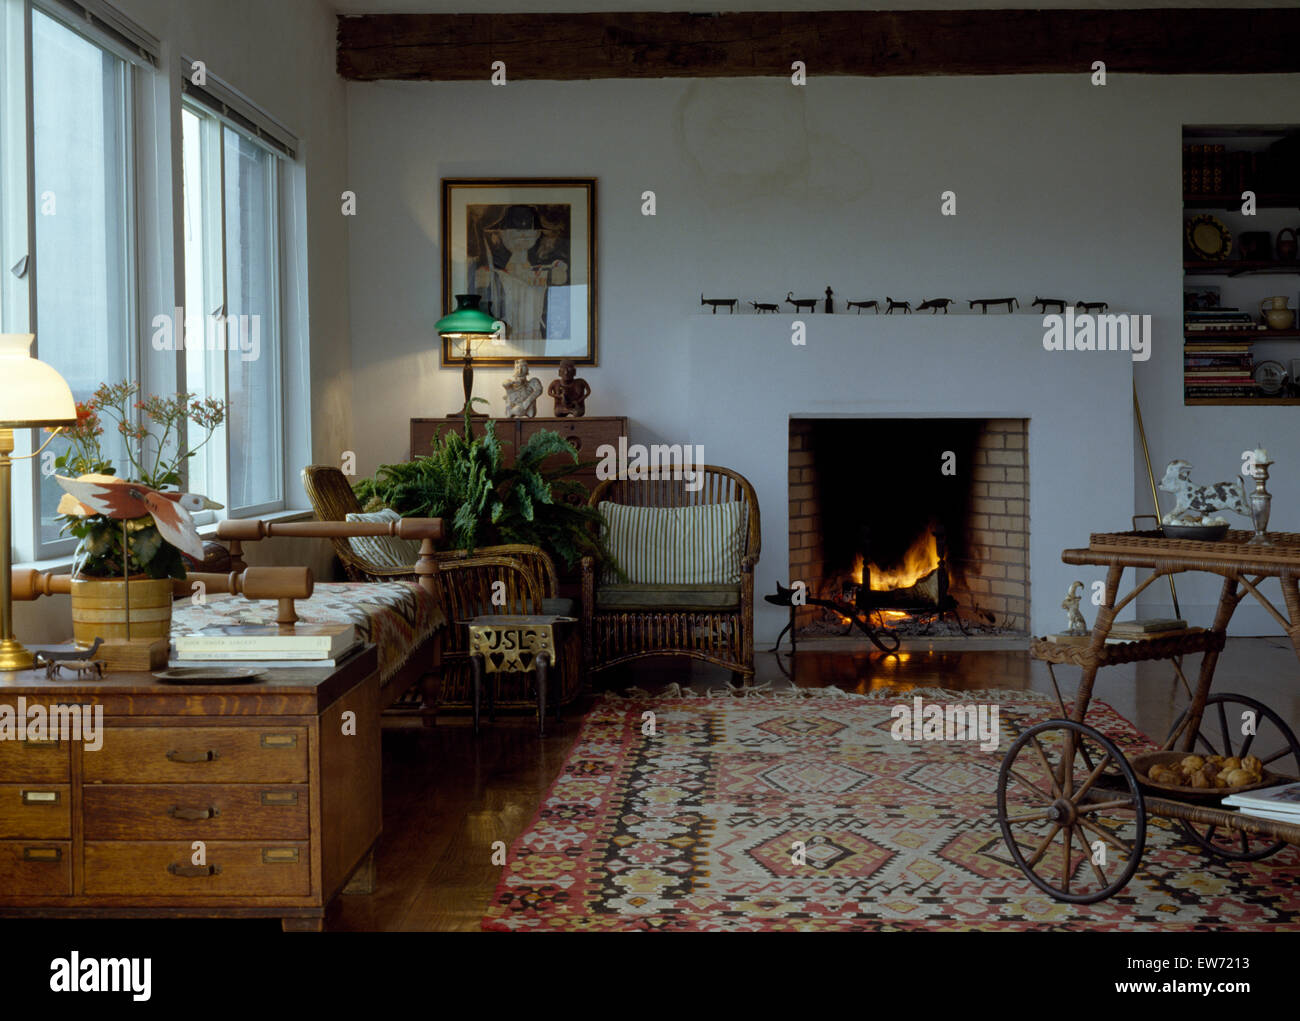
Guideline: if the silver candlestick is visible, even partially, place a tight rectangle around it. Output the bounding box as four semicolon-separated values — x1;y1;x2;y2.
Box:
1246;457;1274;545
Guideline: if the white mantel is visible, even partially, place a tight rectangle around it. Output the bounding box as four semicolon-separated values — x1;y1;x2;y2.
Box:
684;313;1138;641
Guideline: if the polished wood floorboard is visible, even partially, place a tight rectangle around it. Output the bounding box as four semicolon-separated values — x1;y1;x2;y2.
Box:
3;639;1295;934
331;636;1300;931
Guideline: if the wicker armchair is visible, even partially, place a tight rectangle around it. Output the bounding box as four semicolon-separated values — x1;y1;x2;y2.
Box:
581;465;760;683
301;464;579;711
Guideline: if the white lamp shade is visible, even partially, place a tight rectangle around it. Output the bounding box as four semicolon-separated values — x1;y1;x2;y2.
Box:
0;334;76;428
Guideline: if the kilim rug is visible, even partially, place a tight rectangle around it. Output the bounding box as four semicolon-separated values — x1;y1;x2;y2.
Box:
481;687;1300;931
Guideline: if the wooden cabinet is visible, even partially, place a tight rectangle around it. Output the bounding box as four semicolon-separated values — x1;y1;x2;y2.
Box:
410;416;627;499
0;647;381;931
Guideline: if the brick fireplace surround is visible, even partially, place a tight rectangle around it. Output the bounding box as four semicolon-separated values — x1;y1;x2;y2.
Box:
788;418;1030;634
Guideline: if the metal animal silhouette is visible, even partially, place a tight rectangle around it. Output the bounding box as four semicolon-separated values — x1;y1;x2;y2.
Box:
701;293;737;314
1075;300;1109;313
750;300;780;314
786;292;818;313
884;297;912;314
915;298;953;314
970;297;1018;314
1032;296;1068;314
845;299;879;314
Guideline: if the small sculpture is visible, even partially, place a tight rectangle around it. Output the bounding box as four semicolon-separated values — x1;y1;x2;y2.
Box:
786;292;818;313
846;299;879;314
1061;581;1088;636
824;286;834;314
502;359;543;418
915;298;953;314
970;297;1019;314
1075;300;1108;313
548;359;591;418
749;300;780;314
54;476;214;561
1032;297;1068;314
1158;459;1250;525
700;293;737;314
884;297;912;314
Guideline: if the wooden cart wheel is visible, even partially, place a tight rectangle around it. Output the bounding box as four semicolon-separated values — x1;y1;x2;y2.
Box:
1168;692;1300;862
998;719;1147;903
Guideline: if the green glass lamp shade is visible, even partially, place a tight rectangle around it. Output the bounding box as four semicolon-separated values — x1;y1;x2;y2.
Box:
436;294;498;338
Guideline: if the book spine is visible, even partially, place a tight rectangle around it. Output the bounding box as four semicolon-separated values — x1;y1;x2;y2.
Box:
173;636;344;653
172;649;336;661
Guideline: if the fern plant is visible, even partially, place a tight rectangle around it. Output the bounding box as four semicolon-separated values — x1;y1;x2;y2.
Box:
353;404;610;570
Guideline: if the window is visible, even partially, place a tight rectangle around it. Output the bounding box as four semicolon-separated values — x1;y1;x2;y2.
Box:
31;7;134;549
182;103;284;518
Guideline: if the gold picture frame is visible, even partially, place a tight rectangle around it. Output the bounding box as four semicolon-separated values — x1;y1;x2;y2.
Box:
440;178;597;367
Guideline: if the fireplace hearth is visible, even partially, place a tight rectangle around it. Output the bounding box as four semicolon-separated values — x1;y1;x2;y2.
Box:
788;417;1029;642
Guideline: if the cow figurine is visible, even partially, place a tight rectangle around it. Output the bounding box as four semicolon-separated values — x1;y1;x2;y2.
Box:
1158;459;1251;525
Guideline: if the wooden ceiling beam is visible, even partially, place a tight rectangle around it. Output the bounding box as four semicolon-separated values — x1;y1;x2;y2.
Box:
337;9;1300;81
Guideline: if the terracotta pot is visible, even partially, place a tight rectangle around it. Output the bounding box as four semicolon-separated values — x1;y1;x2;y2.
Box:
70;576;173;649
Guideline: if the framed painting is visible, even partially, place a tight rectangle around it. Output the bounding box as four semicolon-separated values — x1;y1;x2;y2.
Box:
440;178;597;366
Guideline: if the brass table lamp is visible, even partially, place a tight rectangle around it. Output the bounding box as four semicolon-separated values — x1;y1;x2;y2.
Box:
0;334;76;670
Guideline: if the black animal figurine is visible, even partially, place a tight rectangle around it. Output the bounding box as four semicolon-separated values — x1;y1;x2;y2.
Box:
824;286;834;314
884;297;912;314
970;297;1019;314
786;291;818;313
1032;296;1068;314
915;298;953;314
1075;300;1108;313
31;637;105;680
701;293;737;314
750;300;780;314
845;299;879;314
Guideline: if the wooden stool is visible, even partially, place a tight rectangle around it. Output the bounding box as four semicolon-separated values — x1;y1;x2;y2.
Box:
464;614;575;737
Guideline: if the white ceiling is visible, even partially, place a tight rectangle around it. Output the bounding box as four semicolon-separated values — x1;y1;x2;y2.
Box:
334;1;1300;13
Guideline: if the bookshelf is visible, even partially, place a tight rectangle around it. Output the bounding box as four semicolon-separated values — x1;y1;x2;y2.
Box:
1183;125;1300;407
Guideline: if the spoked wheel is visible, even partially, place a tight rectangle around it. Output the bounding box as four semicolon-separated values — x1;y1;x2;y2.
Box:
998;719;1147;903
1167;692;1300;862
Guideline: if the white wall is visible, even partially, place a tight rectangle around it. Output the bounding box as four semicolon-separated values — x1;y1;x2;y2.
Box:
346;73;1300;640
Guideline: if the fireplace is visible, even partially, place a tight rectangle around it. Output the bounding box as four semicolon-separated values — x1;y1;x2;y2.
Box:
788;418;1029;639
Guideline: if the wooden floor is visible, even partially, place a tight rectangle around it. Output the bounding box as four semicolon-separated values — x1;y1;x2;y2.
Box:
5;638;1296;934
331;636;1300;931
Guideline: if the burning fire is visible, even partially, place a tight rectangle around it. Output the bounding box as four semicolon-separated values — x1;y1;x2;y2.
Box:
851;528;940;591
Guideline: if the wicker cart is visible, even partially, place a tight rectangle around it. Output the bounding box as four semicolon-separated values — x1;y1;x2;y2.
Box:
997;529;1300;903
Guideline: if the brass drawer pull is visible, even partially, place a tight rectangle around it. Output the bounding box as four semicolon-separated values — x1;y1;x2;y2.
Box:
166;749;219;763
22;846;61;862
168;805;218;821
260;733;298;749
20;790;60;805
262;848;299;864
260;790;298;806
167;863;221;878
22;738;59;749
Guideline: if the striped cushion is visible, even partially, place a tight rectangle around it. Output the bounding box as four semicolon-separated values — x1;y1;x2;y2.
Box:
344;509;421;570
599;501;746;585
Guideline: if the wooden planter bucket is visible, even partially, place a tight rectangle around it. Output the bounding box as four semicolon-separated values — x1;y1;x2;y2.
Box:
70;577;173;649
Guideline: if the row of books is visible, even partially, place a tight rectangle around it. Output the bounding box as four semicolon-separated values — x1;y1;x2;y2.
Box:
1184;333;1255;400
1182;145;1265;197
1184;309;1256;333
170;623;359;668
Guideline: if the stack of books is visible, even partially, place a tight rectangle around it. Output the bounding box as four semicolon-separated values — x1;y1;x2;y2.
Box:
1184;318;1256;400
171;623;359;668
1183;144;1227;195
1106;618;1189;641
1223;781;1300;825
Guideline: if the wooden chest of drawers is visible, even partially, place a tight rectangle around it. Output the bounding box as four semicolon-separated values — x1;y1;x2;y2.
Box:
410;416;627;501
0;646;381;931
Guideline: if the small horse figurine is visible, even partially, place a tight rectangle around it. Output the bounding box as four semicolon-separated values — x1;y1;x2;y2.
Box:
884;297;912;314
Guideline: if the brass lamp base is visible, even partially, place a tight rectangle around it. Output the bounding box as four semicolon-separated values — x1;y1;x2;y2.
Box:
0;637;34;672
